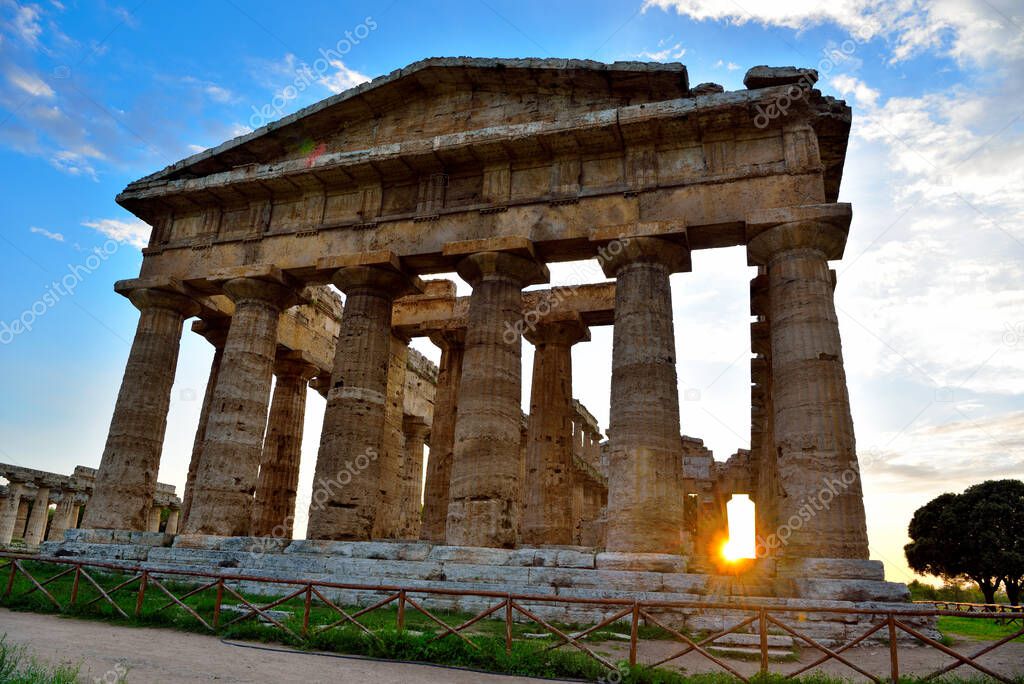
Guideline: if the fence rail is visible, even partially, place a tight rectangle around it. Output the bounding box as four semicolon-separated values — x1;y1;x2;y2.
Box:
3;552;1023;682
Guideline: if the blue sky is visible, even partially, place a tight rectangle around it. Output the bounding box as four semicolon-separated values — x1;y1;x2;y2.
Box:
1;0;1022;582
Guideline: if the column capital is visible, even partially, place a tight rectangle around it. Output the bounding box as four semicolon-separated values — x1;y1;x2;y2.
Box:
455;252;550;289
524;314;590;347
402;414;431;442
599;236;691;278
127;288;200;317
222;277;298;309
192;317;230;349
332;265;422;298
309;373;332;398
429;329;466;351
273;351;320;380
745;203;852;266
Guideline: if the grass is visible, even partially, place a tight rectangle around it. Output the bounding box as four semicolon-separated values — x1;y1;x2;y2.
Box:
1;561;1022;683
938;616;1024;643
0;636;80;684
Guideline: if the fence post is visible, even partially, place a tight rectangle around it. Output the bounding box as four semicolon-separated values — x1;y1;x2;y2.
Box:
134;571;149;618
213;579;224;630
888;614;900;683
629;601;640;667
505;596;513;655
760;608;769;674
70;566;81;606
4;562;16;599
397;589;406;632
303;584;312;636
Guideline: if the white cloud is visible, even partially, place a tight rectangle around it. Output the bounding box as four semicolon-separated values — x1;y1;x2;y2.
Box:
82;218;150;248
50;149;97;180
639;41;686;61
186;143;206;153
203;84;233;103
29;226;63;241
7;1;43;49
830;74;879;107
642;0;1024;66
5;65;54;98
319;60;370;94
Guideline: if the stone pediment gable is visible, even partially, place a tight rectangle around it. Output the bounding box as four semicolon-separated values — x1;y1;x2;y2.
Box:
132;58;690;188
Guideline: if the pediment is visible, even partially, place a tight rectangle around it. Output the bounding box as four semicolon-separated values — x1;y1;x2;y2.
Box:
130;58;689;188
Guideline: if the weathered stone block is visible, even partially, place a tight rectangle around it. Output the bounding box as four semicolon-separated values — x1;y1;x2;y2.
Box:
777;557;885;580
789;578;910;603
595;552;687;573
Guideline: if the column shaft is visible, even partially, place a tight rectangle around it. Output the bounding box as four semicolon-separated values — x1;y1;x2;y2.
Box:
0;483;24;545
184;278;294;536
252;357;315;538
374;335;409;539
521;319;588;545
399;417;430;538
46;496;76;541
23;487;51;547
147;507;163;533
83;289;198;531
180;322;228;527
307;267;415;540
750;221;868;559
446;252;548;548
603;238;690;553
420;333;464;542
165;509;180;535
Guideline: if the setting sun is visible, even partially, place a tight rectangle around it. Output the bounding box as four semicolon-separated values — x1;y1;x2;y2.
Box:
720;495;757;561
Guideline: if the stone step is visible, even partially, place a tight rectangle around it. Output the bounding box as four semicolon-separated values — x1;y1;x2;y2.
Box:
707;645;795;660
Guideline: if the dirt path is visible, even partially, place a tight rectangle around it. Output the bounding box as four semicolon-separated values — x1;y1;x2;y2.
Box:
0;609;558;683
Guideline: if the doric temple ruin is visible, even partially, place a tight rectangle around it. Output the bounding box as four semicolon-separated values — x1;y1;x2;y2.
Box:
42;58;912;637
0;464;180;547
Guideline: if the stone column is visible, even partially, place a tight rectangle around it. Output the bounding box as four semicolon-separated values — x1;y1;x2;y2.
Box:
399;416;430;538
23;487;50;547
420;331;465;542
184;277;296;536
147;506;163;533
747;213;868;560
83;289;199;531
165;508;180;535
46;495;77;542
521;316;590;546
180;319;229;527
251;354;317;538
446;251;548;548
14;499;29;539
0;482;24;545
307;265;418;540
70;504;81;530
602;237;691;554
374;334;410;539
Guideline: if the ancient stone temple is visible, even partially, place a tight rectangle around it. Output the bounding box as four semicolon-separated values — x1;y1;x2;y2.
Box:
45;58;909;636
0;464;180;548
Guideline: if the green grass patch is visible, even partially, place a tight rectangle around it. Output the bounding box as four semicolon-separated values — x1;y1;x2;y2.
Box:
0;636;80;684
938;616;1024;643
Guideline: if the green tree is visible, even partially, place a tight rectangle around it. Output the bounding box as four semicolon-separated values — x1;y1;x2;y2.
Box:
905;480;1024;605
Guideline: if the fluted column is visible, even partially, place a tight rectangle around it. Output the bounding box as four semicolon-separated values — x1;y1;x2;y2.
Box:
602;237;691;553
420;331;465;542
180;319;229;527
748;215;868;559
147;506;163;532
0;482;25;545
307;265;418;540
83;288;199;530
399;416;430;538
184;277;296;536
521;316;590;546
14;500;29;539
251;355;317;538
374;334;410;539
165;508;180;535
46;495;77;541
446;251;549;548
23;487;50;547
